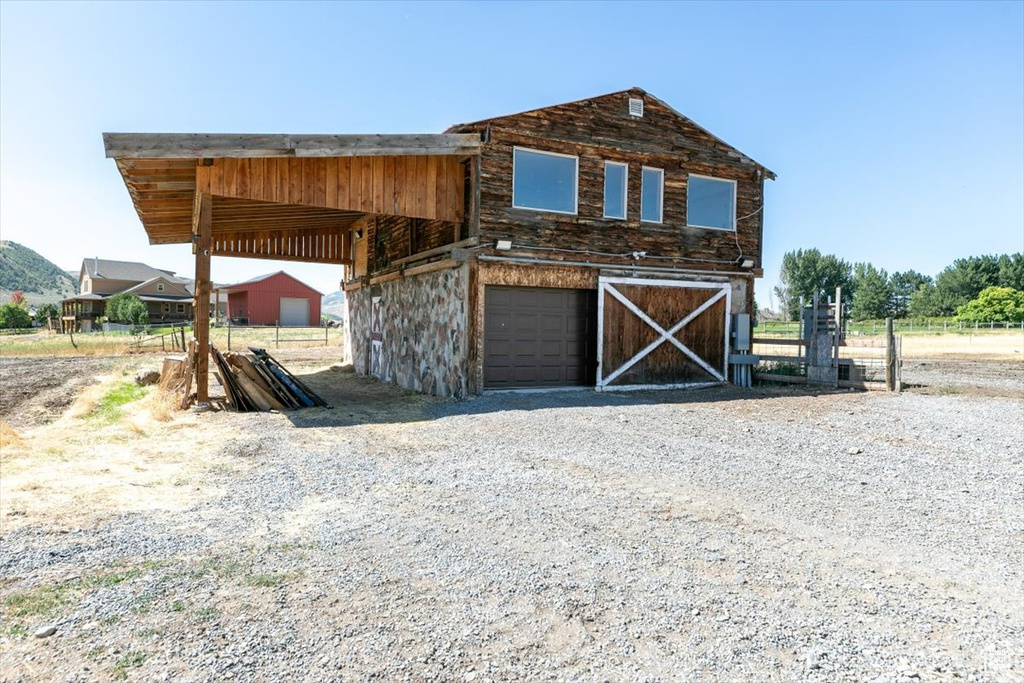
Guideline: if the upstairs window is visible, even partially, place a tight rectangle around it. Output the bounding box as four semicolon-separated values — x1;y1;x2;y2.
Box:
603;162;628;219
512;147;578;214
687;175;736;231
641;167;663;223
157;283;165;292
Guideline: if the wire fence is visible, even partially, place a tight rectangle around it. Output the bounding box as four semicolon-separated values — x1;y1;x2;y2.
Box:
759;318;1024;338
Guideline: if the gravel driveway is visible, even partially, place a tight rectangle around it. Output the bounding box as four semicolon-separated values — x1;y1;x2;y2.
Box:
1;368;1022;681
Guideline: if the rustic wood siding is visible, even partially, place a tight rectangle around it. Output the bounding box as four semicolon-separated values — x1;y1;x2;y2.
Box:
196;156;465;223
602;285;726;385
452;90;768;273
361;215;459;274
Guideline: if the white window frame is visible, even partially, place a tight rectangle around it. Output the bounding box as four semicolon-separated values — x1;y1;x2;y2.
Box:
686;174;737;232
640;166;664;224
157;283;164;292
176;303;185;314
603;161;628;220
512;146;579;215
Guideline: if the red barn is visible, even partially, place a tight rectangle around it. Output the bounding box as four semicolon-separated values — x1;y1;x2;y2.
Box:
220;271;323;326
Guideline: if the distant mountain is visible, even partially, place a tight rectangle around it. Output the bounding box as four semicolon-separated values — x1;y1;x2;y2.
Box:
0;241;77;305
322;290;347;322
322;290;346;306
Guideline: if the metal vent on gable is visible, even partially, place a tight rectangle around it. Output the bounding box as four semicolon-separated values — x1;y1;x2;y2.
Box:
628;98;644;118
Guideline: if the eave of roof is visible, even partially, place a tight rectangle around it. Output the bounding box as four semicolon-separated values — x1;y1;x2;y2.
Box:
103;133;482;159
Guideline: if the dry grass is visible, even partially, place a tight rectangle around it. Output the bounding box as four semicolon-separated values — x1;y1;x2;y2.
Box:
0;372;245;532
1;326;344;358
900;331;1024;360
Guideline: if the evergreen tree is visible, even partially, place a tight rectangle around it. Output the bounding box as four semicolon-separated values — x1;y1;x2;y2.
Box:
774;249;855;321
850;263;892;321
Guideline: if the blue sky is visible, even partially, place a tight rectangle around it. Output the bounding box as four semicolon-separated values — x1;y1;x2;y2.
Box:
1;0;1021;305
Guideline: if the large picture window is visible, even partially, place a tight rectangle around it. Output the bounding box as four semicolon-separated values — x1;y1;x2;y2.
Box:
512;148;578;214
603;162;628;219
641;167;663;223
687;175;736;231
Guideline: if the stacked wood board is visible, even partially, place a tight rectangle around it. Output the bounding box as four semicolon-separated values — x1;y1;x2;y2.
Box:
211;346;330;412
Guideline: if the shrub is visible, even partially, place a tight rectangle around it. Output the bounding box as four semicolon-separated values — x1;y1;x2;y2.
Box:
106;293;148;326
34;303;59;325
0;303;32;329
956;286;1024;323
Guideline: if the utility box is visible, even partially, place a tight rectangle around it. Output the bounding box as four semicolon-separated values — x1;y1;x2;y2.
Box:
732;313;751;352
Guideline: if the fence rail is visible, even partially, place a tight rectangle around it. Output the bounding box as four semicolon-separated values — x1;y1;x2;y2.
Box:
224;324;334;351
759;319;1024;338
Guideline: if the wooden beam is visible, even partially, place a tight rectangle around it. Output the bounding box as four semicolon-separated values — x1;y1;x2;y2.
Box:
386;236;479;269
193;193;212;404
104;133;481;159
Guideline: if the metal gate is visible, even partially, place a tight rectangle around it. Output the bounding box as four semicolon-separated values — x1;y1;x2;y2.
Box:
596;277;731;391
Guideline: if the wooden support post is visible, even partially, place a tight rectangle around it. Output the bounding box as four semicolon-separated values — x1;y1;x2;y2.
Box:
885;317;896;392
193;193;212;404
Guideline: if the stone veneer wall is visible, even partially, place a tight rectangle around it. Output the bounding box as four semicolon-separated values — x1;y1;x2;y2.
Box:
348;264;469;398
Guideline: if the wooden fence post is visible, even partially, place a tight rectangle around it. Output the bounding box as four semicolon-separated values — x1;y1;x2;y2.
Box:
885;317;896;392
276;323;280;349
228;322;232;351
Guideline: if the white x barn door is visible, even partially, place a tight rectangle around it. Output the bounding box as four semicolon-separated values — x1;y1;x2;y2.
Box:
596;277;731;391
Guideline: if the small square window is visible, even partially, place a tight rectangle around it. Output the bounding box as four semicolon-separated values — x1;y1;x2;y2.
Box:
603;162;628;219
641;167;663;223
157;283;164;292
687;175;736;231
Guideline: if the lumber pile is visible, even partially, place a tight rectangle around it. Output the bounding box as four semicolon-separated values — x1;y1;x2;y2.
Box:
210;345;329;412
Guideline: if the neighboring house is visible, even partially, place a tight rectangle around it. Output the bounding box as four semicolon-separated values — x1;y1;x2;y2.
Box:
218;271;323;326
104;86;774;398
61;258;193;331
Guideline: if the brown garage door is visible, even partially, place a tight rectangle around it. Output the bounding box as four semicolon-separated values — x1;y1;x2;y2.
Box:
484;286;597;389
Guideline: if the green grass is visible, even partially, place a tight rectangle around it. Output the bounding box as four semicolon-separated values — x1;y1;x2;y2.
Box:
243;572;297;588
89;381;149;423
2;566;151;620
192;606;220;622
5;624;29;637
111;651;147;680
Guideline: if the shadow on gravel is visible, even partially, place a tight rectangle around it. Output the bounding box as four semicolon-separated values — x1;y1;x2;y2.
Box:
282;364;842;428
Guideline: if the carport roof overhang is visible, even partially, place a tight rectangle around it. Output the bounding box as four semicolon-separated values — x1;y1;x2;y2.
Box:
103;132;482;262
104;131;481;406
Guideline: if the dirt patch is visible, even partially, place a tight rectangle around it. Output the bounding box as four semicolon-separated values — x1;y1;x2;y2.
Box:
0;357;121;430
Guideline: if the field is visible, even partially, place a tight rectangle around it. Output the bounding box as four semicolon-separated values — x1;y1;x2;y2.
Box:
0;335;1021;681
0;325;343;358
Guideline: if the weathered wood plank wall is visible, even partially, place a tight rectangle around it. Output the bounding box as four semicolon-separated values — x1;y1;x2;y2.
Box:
449;90;768;273
195;156;465;223
602;285;727;386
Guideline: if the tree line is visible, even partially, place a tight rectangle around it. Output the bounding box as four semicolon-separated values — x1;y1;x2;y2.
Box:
773;251;1024;322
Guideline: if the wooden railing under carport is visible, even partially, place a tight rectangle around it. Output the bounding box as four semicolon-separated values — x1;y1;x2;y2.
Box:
104;132;480;405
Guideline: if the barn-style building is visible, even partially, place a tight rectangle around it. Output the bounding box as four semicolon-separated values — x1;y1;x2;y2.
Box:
219;271;322;327
104;88;773;402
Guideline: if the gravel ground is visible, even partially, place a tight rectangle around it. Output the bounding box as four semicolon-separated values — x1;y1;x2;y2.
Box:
1;363;1022;682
